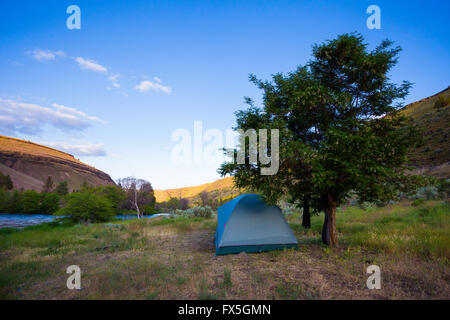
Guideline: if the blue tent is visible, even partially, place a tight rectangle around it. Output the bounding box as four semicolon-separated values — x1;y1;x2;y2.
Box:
215;194;298;255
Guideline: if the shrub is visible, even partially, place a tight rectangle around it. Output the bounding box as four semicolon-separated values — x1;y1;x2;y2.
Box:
434;96;450;109
176;206;214;218
21;190;41;213
413;186;439;200
40;193;60;214
55;181;69;196
357;201;374;210
412;198;425;207
93;185;126;213
0;172;13;190
142;204;157;215
55;191;115;223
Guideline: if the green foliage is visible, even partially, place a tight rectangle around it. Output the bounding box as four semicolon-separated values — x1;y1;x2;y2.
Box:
0;172;13;190
56;190;115;223
220;268;232;288
21;190;41;213
142;204;157;215
0;189;9;212
55;181;69;196
42;176;54;193
436;179;449;198
0;189;60;214
93;185;126;213
175;206;214;218
39;193;60;214
165;197;181;211
9;190;23;213
413;186;439;200
412;198;425;207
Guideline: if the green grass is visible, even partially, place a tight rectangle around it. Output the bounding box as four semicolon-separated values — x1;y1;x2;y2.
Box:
290;201;450;262
0;201;448;299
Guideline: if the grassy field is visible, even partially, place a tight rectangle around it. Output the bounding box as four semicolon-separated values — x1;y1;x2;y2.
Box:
0;201;448;300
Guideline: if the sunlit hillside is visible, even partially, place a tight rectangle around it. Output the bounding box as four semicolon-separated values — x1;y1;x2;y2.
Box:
154;176;237;202
0;135;115;191
399;86;450;178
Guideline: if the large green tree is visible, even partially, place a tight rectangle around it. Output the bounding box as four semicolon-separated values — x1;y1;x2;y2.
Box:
219;34;425;246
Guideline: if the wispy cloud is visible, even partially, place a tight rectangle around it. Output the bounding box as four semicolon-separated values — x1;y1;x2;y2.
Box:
0;98;105;135
135;80;171;94
29;49;65;61
44;142;106;157
108;73;121;88
75;57;107;73
52;103;106;124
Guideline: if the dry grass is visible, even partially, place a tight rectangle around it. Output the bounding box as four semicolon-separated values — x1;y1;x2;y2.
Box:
399;86;450;171
0;135;87;167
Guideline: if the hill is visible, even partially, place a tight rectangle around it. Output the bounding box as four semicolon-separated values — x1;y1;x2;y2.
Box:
154;177;240;203
399;86;450;178
0;135;115;191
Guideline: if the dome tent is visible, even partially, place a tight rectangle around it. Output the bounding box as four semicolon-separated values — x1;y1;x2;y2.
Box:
215;194;298;255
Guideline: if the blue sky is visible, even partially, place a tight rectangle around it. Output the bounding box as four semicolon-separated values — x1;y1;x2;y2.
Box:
1;0;449;189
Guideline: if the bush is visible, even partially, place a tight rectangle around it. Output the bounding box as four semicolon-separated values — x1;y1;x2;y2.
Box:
142;204;157;215
55;191;115;223
93;185;126;213
55;181;69;196
176;206;214;218
40;193;60;214
434;96;450;109
21;190;41;213
412;198;425;207
413;186;439;200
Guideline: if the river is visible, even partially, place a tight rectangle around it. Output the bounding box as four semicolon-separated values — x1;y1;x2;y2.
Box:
0;213;171;229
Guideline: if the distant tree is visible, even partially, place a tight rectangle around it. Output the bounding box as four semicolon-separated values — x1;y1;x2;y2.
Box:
117;177;156;218
55;181;69;196
199;191;209;206
42;176;54;193
39;193;60;214
0;173;13;190
0;189;23;213
180;198;190;210
93;185;126;213
79;181;91;191
219;33;426;246
55;190;115;223
137;182;156;211
9;190;23;213
0;189;9;212
22;190;41;213
166;197;181;211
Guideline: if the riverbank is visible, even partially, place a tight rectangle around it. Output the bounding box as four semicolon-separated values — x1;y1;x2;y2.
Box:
0;213;171;229
0;201;448;299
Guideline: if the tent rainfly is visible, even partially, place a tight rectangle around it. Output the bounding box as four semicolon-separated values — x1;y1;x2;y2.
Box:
214;194;298;255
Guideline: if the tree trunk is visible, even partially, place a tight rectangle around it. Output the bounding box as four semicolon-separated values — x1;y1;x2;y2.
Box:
302;197;311;229
134;188;140;219
321;194;338;246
